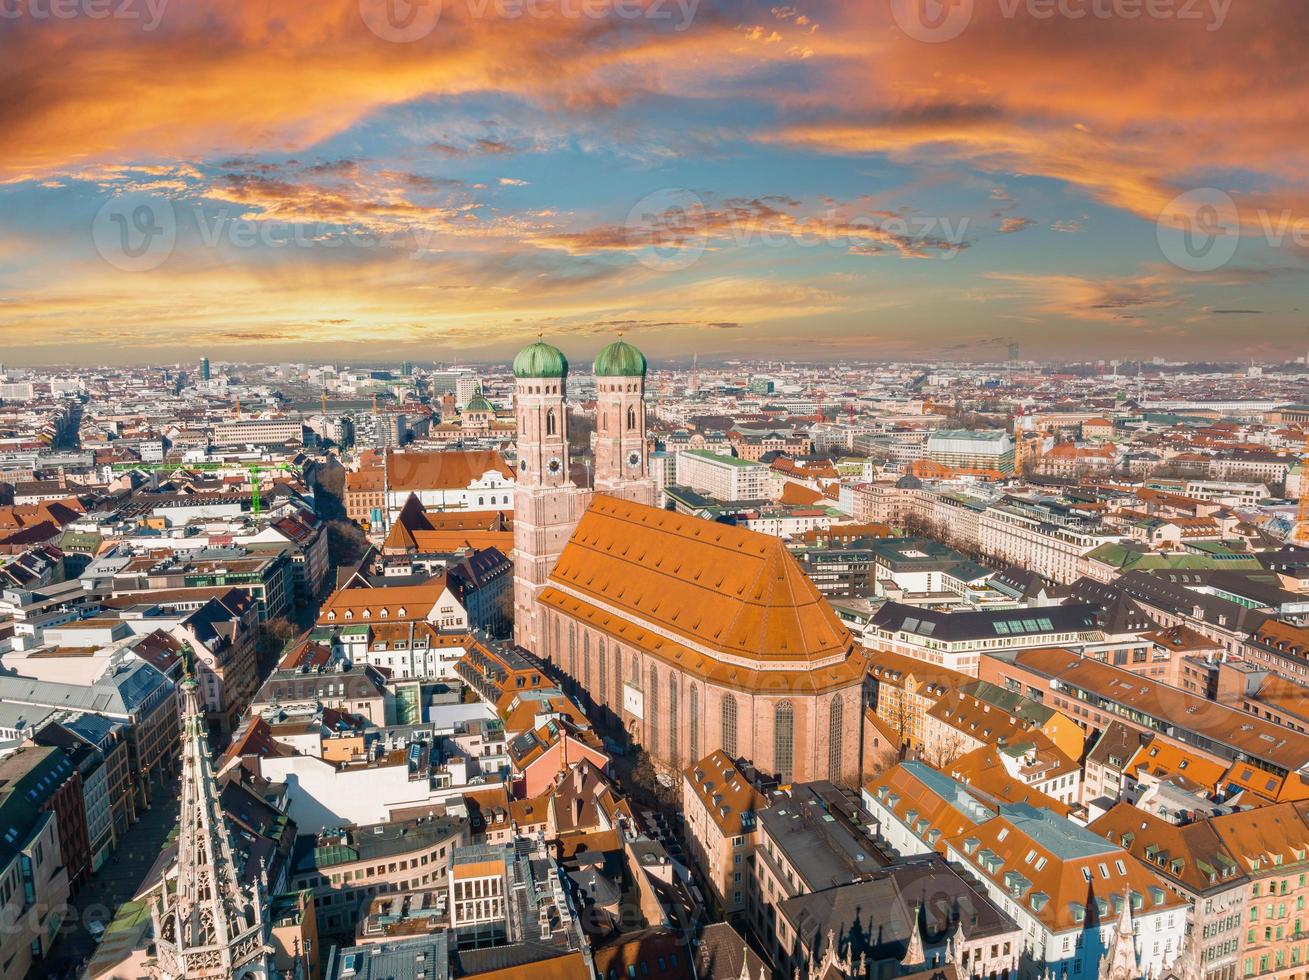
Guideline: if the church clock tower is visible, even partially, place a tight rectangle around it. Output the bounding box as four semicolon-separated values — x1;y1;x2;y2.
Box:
512;340;591;653
593;337;655;505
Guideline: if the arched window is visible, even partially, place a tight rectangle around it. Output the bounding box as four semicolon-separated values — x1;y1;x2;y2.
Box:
597;639;607;706
583;633;592;691
553;619;561;665
828;696;845;782
774;701;795;784
546;408;556;436
648;665;659;751
667;675;679;766
626;406;636;431
689;685;700;762
568;623;577;679
613;647;623;707
721;695;738;758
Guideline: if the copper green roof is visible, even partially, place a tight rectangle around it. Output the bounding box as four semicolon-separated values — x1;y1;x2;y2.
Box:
512;340;568;379
593;338;647;377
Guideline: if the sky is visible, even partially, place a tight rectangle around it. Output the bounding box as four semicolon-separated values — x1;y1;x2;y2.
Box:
0;0;1306;366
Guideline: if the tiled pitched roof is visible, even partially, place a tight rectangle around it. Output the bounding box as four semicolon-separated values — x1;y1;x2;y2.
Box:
547;494;850;664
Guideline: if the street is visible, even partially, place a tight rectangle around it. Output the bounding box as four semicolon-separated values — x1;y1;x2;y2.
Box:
41;773;181;980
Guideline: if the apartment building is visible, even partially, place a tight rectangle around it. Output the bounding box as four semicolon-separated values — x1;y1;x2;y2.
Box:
288;816;468;937
925;429;1015;474
864;601;1105;676
979;502;1119;584
0;751;74;980
211;415;306;447
681;751;767;915
674;449;769;501
865;761;1189;978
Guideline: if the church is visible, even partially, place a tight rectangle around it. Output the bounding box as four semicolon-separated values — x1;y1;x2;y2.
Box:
512;338;867;785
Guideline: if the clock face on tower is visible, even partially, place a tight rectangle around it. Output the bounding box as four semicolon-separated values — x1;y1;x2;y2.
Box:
627;450;641;469
547;456;562;475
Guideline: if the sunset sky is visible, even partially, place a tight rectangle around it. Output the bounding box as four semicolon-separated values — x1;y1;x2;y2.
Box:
1;0;1305;365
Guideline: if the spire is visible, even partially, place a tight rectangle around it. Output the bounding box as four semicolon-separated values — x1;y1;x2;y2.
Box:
1100;891;1140;980
150;675;269;979
901;900;926;971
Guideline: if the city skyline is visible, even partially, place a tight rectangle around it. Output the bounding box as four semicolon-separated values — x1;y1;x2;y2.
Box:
1;0;1306;364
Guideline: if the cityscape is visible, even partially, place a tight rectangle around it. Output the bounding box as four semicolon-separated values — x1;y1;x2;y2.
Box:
0;352;1308;980
3;1;1309;980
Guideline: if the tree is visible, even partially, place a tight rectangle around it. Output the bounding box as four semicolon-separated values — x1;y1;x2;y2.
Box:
306;456;347;521
255;617;299;673
325;519;368;568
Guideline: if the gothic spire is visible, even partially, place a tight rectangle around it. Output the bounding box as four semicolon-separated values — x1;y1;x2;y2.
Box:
1100;891;1140;980
151;672;269;979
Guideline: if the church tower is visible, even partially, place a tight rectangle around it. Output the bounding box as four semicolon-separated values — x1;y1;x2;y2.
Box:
151;674;269;979
593;337;655;505
512;340;591;653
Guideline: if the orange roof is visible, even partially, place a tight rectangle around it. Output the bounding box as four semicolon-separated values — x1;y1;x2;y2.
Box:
779;481;824;506
948;746;1074;817
410;529;515;553
1209;800;1309;870
1125;740;1225;795
386;449;512;490
682;751;767;837
317;579;445;622
546;494;850;665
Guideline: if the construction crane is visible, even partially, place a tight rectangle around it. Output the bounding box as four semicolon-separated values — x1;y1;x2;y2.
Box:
250;465;263;516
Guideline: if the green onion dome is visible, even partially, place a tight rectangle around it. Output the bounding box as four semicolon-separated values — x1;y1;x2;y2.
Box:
593;338;647;378
512;340;569;379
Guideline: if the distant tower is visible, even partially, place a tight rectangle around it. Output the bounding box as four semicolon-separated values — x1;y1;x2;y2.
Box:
512;340;591;653
593;337;655;506
199;357;211;383
151;674;269;979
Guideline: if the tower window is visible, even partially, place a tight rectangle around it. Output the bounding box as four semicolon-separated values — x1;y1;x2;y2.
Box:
627;406;636;430
546;408;557;436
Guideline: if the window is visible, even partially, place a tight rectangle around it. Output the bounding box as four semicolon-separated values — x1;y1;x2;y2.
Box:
774;701;795;784
722;694;738;757
828;695;845;781
668;674;679;766
627;405;636;430
598;638;608;706
546;408;557;437
648;665;660;752
690;684;700;762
